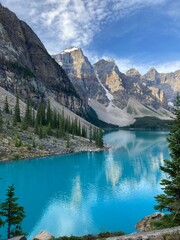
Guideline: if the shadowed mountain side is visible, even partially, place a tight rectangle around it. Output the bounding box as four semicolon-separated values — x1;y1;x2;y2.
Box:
0;5;86;117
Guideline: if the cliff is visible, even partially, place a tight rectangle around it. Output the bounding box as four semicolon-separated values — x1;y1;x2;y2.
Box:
0;5;84;116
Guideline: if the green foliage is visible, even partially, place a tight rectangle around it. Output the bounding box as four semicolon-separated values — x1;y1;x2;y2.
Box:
46;100;52;125
13;96;21;125
0;110;3;133
23;98;32;128
66;133;71;148
32;137;36;148
14;134;22;147
26;144;32;150
89;125;92;143
81;126;87;138
11;153;20;160
3;96;10;114
95;128;104;148
36;99;46;126
154;94;180;227
128;117;172;130
151;214;180;230
54;231;125;240
5;61;35;78
0;185;25;239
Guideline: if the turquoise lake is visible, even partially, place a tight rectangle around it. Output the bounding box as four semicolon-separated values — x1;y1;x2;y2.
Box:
0;130;170;238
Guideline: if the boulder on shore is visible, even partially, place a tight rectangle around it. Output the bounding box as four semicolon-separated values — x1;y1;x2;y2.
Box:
33;230;55;240
136;212;164;232
8;236;27;240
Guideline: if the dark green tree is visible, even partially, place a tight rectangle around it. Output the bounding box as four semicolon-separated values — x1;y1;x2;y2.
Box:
35;99;46;127
13;96;21;124
66;133;71;148
81;126;87;138
0;185;25;239
0;110;3;133
24;98;32;127
3;96;10;114
95;128;104;148
89;125;92;143
46;100;52;125
154;94;180;227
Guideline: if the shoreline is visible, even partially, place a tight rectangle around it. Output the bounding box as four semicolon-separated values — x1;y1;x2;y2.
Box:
0;136;109;163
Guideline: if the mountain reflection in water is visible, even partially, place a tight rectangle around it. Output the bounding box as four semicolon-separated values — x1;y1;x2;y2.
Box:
0;130;170;238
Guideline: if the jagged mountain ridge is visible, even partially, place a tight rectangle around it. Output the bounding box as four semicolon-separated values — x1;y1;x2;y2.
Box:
53;47;108;104
53;47;175;126
141;67;180;104
0;4;85;117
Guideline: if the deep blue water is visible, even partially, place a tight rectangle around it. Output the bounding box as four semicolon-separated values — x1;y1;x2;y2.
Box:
0;130;170;239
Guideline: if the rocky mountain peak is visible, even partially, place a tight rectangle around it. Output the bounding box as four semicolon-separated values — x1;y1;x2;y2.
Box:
94;59;125;93
53;47;107;103
95;59;116;68
143;67;159;82
53;46;92;79
0;4;85;116
60;46;85;61
126;68;141;77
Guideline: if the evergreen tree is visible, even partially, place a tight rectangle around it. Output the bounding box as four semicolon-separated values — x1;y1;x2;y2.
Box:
0;110;3;133
46;100;52;125
52;109;57;129
35;99;46;127
66;133;71;148
32;109;35;127
81;126;87;138
0;185;25;239
154;94;180;226
13;96;21;124
24;98;32;127
89;125;92;143
3;96;10;114
95;128;104;148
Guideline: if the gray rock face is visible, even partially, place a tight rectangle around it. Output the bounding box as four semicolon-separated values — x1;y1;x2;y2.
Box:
54;47;170;121
94;59;125;93
95;59;168;109
8;236;27;240
0;5;85;116
136;212;165;232
143;67;160;83
53;47;107;104
141;68;180;104
33;230;55;240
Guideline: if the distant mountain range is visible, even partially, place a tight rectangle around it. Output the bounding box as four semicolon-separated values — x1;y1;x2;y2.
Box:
0;4;178;128
53;47;178;126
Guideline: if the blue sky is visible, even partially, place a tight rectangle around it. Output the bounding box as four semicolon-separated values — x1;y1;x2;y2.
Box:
1;0;180;73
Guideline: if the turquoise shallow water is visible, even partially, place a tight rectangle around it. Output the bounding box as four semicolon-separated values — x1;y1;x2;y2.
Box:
0;130;170;238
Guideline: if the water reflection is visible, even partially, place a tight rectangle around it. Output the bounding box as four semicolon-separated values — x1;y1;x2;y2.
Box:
0;130;170;238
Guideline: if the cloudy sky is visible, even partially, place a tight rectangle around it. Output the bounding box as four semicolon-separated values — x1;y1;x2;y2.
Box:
1;0;180;73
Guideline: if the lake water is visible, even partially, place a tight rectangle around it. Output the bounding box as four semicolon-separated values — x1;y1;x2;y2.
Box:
0;130;170;239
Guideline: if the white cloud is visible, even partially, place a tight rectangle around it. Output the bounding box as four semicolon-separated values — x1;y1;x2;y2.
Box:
1;0;167;54
85;50;180;74
114;59;180;74
155;61;180;73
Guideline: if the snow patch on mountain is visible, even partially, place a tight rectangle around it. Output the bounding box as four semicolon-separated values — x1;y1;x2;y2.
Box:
62;47;79;54
95;70;114;102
